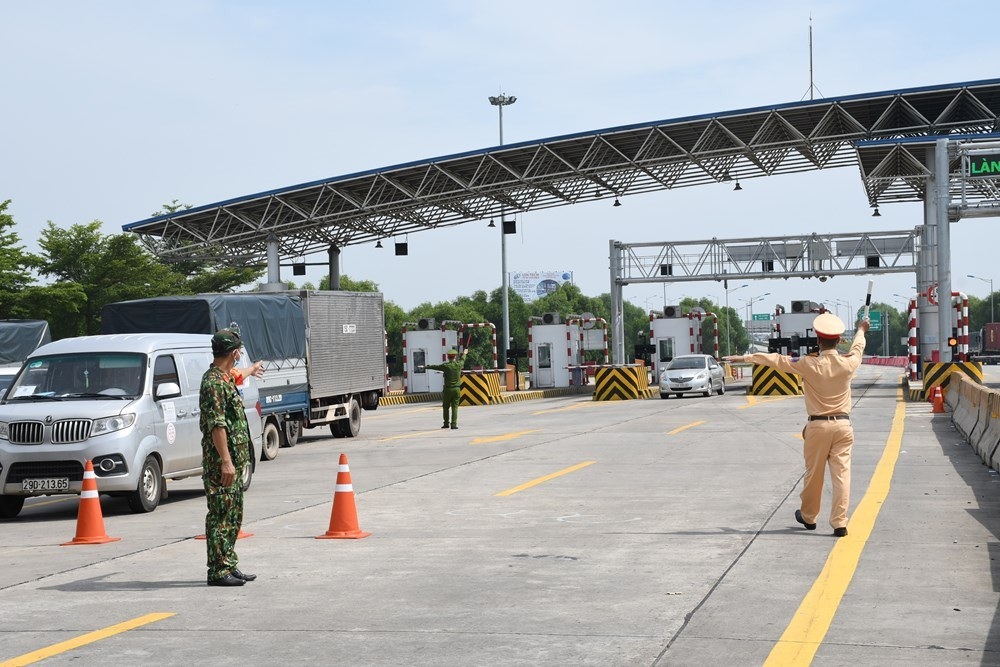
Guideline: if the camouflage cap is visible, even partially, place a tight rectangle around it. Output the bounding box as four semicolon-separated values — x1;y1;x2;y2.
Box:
211;328;243;355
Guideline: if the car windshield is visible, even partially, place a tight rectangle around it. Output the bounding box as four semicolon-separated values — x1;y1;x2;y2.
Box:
5;352;145;401
666;357;707;371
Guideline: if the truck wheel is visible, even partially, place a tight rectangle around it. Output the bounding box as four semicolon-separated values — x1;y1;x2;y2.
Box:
261;422;281;461
127;456;162;513
242;446;255;491
343;398;361;437
0;495;25;519
329;420;346;438
282;420;301;447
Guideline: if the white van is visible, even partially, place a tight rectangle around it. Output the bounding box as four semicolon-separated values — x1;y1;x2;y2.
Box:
0;334;263;518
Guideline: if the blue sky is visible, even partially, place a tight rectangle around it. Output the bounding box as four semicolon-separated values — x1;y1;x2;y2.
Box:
3;1;997;317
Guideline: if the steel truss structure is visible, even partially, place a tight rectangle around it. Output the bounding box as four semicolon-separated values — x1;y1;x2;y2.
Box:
613;228;922;285
124;79;1000;265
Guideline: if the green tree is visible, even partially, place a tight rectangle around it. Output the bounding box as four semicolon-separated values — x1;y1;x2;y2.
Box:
35;221;185;337
0;200;42;317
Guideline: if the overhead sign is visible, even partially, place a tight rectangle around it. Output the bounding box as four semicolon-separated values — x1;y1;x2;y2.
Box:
856;309;883;332
968;154;1000;177
751;313;771;321
510;271;573;303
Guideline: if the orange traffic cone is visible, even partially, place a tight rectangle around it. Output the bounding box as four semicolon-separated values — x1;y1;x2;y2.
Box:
61;460;121;546
317;453;371;539
932;386;945;413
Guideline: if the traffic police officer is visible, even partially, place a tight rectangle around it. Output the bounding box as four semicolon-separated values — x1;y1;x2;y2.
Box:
200;328;256;586
724;313;869;537
427;348;468;429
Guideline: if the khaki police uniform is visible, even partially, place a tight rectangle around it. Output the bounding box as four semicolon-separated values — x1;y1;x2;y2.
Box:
738;313;865;532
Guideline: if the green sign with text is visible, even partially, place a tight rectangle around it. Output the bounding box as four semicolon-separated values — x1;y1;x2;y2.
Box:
969;154;1000;177
751;313;771;321
856;309;882;332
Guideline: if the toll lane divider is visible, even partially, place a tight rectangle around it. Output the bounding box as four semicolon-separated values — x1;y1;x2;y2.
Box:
593;366;649;400
923;361;983;396
946;371;1000;471
749;365;803;396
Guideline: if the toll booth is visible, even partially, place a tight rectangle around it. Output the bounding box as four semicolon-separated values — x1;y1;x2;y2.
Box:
403;318;458;393
528;313;582;388
768;300;822;357
649;305;698;378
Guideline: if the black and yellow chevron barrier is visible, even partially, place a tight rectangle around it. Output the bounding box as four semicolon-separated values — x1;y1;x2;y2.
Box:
749;364;803;396
460;372;502;406
381;391;442;406
923;361;983;395
593;366;644;401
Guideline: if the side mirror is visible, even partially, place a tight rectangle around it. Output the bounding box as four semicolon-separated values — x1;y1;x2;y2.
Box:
155;382;181;399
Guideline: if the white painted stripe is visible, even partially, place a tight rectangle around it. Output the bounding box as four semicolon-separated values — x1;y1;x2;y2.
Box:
338;464;350;473
84;470;96;479
335;484;353;493
80;490;99;499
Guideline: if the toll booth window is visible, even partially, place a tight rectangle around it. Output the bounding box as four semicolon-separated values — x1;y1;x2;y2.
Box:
658;339;674;363
413;350;426;374
153;355;180;386
538;345;552;369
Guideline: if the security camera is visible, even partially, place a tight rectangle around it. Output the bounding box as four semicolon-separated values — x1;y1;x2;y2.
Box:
819;275;828;282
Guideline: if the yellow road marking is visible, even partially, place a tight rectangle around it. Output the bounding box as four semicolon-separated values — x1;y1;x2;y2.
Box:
764;389;906;665
1;612;175;667
495;461;596;497
531;402;592;415
667;420;705;435
379;430;443;441
471;429;540;444
739;394;799;410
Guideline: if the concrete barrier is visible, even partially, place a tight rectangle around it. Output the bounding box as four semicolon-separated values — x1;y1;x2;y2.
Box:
950;374;979;442
948;373;1000;470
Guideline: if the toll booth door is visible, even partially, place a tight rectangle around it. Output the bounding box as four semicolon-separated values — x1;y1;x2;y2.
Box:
655;337;675;377
536;343;554;388
410;349;429;392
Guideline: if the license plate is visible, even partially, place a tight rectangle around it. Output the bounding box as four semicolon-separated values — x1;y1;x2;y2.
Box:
22;478;70;493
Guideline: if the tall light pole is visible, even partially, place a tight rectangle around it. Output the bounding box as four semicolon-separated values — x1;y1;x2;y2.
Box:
724;283;748;355
489;93;516;368
967;274;994;323
741;292;771;344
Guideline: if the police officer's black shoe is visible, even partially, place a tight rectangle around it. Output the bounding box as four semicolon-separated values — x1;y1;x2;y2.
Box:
833;527;848;537
795;510;817;530
442;424;449;429
207;573;245;587
231;568;257;582
451;425;457;429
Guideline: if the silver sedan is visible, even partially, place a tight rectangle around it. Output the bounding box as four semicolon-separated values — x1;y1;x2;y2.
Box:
659;354;726;398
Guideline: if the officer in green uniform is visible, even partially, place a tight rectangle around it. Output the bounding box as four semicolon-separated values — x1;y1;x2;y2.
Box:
427;348;468;429
200;328;256;587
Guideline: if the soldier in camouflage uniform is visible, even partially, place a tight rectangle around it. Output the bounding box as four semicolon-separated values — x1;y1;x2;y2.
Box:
427;348;468;429
200;328;256;587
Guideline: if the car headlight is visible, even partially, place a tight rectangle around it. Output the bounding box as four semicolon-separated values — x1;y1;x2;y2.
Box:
0;421;7;440
695;371;708;380
91;413;136;436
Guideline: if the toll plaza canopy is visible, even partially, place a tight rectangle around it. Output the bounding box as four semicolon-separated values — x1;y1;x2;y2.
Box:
124;78;1000;266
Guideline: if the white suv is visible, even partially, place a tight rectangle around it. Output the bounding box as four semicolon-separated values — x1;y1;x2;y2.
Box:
0;334;263;518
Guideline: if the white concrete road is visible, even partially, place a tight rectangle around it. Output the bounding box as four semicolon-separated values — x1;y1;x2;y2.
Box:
1;365;999;666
